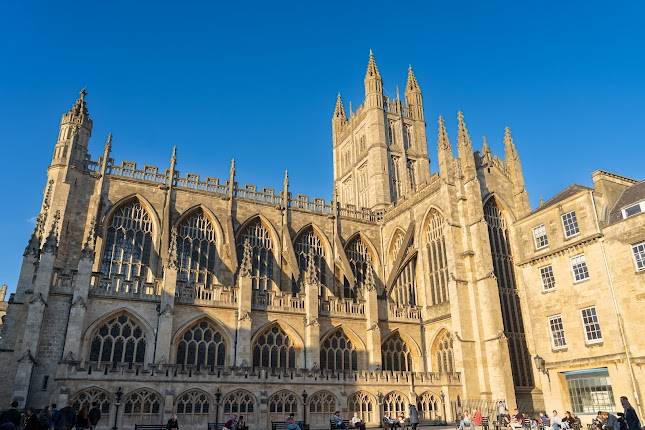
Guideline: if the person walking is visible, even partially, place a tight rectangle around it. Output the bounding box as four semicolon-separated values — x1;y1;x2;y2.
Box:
49;405;59;430
74;407;89;430
165;414;179;430
620;397;641;430
409;404;420;430
38;407;51;430
57;402;76;430
87;404;100;430
0;401;22;428
24;408;40;430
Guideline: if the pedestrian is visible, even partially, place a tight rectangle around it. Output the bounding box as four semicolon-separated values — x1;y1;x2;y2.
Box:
25;408;40;430
620;397;641;430
49;405;59;430
165;414;179;430
286;413;301;430
237;416;248;430
57;402;76;430
409;404;420;430
473;409;482;428
0;401;22;428
460;411;473;430
87;403;100;430
74;406;89;430
38;407;50;430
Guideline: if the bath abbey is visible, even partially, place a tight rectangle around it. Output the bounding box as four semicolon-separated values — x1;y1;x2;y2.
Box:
1;51;643;429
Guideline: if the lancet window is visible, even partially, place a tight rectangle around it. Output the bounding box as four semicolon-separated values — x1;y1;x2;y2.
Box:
320;329;358;371
175;390;210;415
383;392;408;419
435;332;454;373
390;155;402;200
426;210;449;305
345;236;373;298
176;320;226;367
237;219;274;291
348;392;375;424
309;391;337;422
123;389;161;422
294;227;326;293
176;210;217;286
72;388;111;414
252;324;297;368
381;333;413;371
417;392;439;420
100;200;153;280
89;313;146;365
391;256;417;307
269;391;298;415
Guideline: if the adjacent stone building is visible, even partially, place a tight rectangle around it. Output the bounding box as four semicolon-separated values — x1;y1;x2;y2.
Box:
1;51;640;428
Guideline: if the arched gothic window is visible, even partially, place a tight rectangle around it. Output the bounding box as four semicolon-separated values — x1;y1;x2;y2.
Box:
309;391;337;426
320;329;358;371
417;392;439;420
176;210;217;285
269;391;298;419
484;199;534;388
176;390;210;415
294;227;326;293
391;256;417;307
389;155;402;200
389;230;405;267
252;324;297;368
72;388;111;414
348;392;375;424
89;313;146;365
123;389;161;424
176;320;226;367
435;332;454;373
383;392;408;419
405;124;414;149
426;210;449;305
382;333;413;371
237;219;274;291
345;236;373;298
101;200;153;280
223;390;255;414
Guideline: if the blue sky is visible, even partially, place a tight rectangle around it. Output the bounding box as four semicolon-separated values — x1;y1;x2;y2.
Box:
0;1;643;291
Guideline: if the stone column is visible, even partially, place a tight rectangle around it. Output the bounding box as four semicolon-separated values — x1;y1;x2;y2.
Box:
154;228;178;364
62;249;94;360
304;253;320;368
235;239;253;366
364;265;381;369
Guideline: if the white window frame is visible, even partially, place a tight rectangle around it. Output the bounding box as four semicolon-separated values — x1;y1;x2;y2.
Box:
570;254;590;283
548;314;567;350
580;306;603;344
621;201;645;219
533;224;549;250
540;265;556;291
631;241;645;272
562;211;580;239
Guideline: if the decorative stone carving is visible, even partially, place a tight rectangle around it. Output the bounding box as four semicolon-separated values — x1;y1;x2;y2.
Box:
239;238;252;278
167;227;178;269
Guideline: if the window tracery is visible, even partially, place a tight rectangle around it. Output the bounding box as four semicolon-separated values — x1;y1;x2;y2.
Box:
381;333;413;371
176;210;217;285
175;390;210;415
345;236;373;298
176;320;226;367
71;388;111;414
320;329;358;371
435;332;454;373
383;391;408;419
223;390;255;415
426;210;449;305
252;324;297;368
89;313;146;365
391;256;417;307
294;227;326;293
237;219;274;291
348;392;375;424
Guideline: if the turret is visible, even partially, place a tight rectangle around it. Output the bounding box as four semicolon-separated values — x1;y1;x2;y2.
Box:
332;93;347;138
437;116;454;181
364;49;383;109
405;66;423;120
504;127;531;216
51;89;93;167
457;112;476;180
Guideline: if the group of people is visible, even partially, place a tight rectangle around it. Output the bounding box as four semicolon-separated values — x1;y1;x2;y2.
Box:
0;402;101;430
166;414;249;430
591;397;642;430
383;404;421;429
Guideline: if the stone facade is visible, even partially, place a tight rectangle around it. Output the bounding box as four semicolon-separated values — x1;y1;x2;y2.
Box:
513;171;645;423
5;51;625;429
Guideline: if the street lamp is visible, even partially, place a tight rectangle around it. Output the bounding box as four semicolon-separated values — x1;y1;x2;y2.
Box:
440;391;447;425
112;387;123;430
214;387;222;429
533;355;548;375
302;390;308;427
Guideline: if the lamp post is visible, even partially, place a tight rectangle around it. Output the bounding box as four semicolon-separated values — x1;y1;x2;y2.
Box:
302;390;308;428
214;387;222;429
440;391;447;426
112;386;123;430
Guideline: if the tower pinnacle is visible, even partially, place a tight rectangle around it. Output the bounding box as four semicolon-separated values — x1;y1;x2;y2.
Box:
365;49;381;79
406;66;421;93
333;93;346;120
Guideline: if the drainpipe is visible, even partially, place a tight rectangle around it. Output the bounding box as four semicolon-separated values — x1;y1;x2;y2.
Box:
589;191;642;417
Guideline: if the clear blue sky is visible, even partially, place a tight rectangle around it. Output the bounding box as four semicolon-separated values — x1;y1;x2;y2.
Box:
0;1;643;291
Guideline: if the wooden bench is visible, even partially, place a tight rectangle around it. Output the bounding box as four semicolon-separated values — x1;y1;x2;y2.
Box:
381;418;411;430
271;421;309;430
207;424;225;430
134;425;166;430
330;418;350;429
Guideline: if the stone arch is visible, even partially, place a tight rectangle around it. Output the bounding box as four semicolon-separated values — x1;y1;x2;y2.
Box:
431;329;454;373
319;325;365;371
101;193;161;238
251;321;304;368
293;223;333;259
417;391;441;421
343;232;380;298
482;192;517;224
387;227;407;265
383;390;409;418
308;390;338;427
421;207;450;306
388;251;418;306
171;316;232;367
174;388;212;417
82;308;155;365
344;231;380;270
268;390;301;422
235;214;280;291
174;205;225;248
122;388;163;426
71;386;112;414
381;329;422;372
293;224;331;293
419;204;448;243
348;391;378;425
235;214;281;249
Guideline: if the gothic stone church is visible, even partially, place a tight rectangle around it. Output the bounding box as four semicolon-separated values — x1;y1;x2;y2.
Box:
0;52;540;428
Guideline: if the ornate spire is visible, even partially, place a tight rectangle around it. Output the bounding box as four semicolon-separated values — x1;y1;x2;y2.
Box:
365;49;381;79
81;217;97;258
457;111;472;150
24;226;41;257
43;210;60;253
482;136;491;155
406;65;421;93
437;116;451;151
69;88;90;119
333;93;346;120
504;126;518;160
283;169;289;193
239;238;252;278
304;248;318;286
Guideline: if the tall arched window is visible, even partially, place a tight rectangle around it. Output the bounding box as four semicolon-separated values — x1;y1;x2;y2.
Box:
348;392;375;424
252;324;297;368
123;389;161;425
390;155;402;200
72;388;111;414
223;390;255;415
320;329;358;371
294;227;326;293
389;230;405;268
89;313;146;365
176;210;217;285
426;210;449;305
484;199;534;388
176;320;226;367
237;219;274;291
175;390;210;415
383;392;408;419
434;332;454;373
391;256;417;307
101;200;153;280
345;236;373;298
269;391;298;423
309;391;337;427
417;392;439;420
382;333;413;371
